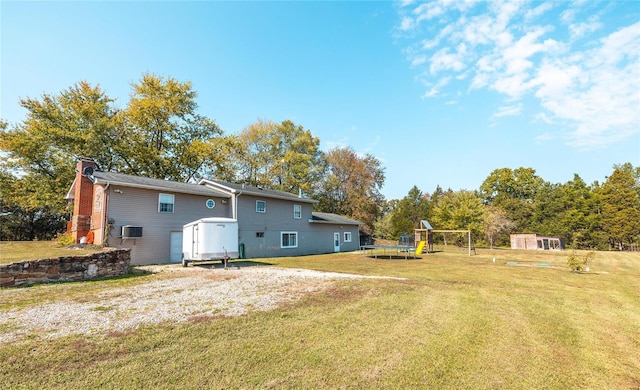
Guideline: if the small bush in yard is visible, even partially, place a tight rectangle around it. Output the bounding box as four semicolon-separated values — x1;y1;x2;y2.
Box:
568;250;596;272
55;232;75;247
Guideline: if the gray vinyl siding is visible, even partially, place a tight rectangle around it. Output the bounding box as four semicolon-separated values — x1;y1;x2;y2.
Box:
105;185;231;265
309;224;361;253
236;194;360;258
105;185;359;264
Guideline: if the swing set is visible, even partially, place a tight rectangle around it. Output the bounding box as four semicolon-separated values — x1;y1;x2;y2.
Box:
414;220;476;256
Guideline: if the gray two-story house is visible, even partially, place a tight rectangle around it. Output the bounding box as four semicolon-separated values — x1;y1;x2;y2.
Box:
67;159;362;265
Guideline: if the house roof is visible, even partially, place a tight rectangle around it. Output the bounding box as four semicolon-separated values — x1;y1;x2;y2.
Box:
200;179;318;204
88;171;230;198
67;170;319;204
310;212;362;225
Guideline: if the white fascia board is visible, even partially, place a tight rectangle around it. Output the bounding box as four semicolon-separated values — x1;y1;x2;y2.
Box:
199;179;237;194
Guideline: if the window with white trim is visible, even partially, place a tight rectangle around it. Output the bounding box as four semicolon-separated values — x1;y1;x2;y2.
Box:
158;193;174;213
281;232;298;248
344;232;352;242
293;204;302;219
256;200;266;213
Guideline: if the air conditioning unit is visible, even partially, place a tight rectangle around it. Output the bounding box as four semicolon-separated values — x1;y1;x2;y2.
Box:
121;225;143;238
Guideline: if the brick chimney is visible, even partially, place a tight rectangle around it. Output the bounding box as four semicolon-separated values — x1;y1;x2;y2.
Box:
71;158;98;243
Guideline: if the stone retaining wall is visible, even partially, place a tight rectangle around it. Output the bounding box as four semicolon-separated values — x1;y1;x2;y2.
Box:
0;249;131;288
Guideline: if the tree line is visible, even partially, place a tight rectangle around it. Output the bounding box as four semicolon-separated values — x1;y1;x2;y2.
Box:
1;74;638;250
376;165;640;251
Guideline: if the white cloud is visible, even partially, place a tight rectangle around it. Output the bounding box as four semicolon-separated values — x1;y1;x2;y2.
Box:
534;112;554;124
532;60;581;99
491;0;522;31
502;27;551;74
525;2;554;21
535;132;555;142
396;1;640;150
429;46;467;74
569;20;602;40
399;0;415;8
461;14;495;45
422;37;440;50
400;16;415;31
492;74;532;98
536;22;640;149
593;22;640;66
561;8;576;23
493;103;523;118
421;76;451;98
414;2;446;23
411;55;427;67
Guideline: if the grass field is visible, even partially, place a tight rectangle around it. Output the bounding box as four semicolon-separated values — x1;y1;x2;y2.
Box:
0;241;100;264
1;246;639;389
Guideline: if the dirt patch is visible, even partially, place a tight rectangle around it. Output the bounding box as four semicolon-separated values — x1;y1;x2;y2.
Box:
0;265;401;343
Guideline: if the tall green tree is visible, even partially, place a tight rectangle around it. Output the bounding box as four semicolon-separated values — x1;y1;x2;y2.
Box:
316;146;385;234
0;82;117;211
231;119;324;195
530;182;566;237
480;167;544;204
599;164;640;250
389;186;431;239
0;75;226;239
432;190;485;241
116;73;224;182
431;190;485;240
479;167;544;233
558;175;605;249
0;120;68;241
372;199;396;241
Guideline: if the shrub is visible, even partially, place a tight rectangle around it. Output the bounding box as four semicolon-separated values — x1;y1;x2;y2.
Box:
567;250;596;272
55;232;75;247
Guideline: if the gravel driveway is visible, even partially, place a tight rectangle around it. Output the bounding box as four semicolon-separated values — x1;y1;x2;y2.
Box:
1;265;392;343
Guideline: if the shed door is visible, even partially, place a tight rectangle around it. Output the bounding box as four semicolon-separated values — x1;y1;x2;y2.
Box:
334;233;340;252
170;231;182;263
192;225;199;258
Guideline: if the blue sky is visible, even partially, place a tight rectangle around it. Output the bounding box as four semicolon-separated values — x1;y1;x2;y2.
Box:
1;1;638;200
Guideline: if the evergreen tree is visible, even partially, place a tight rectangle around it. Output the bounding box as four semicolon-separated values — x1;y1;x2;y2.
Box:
389;186;430;239
600;165;640;250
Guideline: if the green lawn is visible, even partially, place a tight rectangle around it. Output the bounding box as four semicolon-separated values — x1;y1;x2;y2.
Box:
0;241;100;264
1;248;639;389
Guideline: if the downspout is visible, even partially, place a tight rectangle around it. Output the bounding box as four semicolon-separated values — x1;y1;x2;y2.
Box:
232;190;243;220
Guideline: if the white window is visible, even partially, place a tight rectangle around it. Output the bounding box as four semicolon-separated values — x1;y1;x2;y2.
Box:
256;200;266;213
344;232;352;242
293;204;302;219
281;232;298;248
158;193;174;213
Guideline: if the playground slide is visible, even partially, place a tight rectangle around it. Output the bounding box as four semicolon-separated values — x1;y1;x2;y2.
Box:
415;240;426;255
